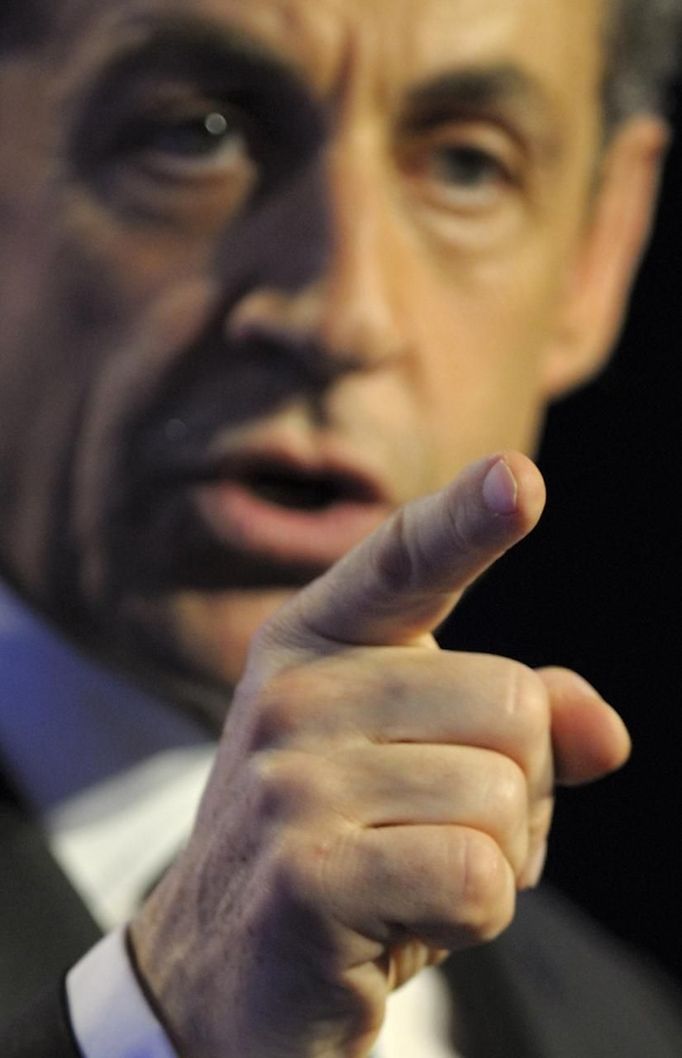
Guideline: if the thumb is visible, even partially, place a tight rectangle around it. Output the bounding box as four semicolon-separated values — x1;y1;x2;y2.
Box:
263;451;546;654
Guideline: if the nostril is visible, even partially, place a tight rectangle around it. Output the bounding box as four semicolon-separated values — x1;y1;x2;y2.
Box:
227;324;374;388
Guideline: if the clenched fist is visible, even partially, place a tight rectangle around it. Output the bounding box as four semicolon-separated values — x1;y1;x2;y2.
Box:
130;453;630;1058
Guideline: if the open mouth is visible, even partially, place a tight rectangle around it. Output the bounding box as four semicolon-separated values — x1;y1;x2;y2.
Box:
185;451;392;567
227;465;376;511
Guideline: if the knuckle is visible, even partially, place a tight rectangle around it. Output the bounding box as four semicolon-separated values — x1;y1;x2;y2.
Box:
250;667;323;747
460;829;505;904
274;831;324;885
280;828;366;921
504;662;549;745
268;834;333;912
457;829;515;941
491;759;527;832
250;750;332;819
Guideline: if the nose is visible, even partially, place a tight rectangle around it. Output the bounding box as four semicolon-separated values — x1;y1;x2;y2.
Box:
224;139;409;379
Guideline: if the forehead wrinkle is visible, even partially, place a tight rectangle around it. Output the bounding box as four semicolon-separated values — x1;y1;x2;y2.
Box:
241;0;599;131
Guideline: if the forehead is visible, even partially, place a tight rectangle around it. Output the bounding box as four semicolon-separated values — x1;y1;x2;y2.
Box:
45;0;605;107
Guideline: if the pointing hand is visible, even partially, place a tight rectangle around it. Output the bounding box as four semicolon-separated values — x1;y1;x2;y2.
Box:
131;452;630;1058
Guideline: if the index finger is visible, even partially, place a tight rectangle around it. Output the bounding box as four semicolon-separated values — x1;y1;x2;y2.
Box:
265;451;546;653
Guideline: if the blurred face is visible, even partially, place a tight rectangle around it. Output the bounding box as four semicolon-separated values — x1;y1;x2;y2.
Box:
0;0;662;702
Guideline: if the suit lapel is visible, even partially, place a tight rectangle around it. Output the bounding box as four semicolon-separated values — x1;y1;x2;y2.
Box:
440;930;540;1058
0;789;101;1025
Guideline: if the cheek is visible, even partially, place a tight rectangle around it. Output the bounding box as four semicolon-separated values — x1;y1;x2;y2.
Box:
396;251;566;484
43;193;229;430
0;184;223;591
58;192;214;314
0;209;215;472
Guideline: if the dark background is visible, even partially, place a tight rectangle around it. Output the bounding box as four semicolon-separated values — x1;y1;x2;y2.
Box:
440;94;682;985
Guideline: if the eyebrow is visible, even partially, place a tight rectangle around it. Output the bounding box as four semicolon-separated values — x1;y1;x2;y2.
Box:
77;14;326;155
400;64;559;136
94;13;321;123
116;14;297;79
90;19;559;159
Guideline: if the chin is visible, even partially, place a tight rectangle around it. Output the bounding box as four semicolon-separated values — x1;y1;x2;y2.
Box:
170;585;298;687
78;584;296;729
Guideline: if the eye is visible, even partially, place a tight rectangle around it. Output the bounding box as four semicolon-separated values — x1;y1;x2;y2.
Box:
72;63;325;227
428;145;506;191
113;104;253;178
399;124;520;215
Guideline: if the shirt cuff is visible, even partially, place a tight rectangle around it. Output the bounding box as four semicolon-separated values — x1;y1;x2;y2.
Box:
66;927;178;1058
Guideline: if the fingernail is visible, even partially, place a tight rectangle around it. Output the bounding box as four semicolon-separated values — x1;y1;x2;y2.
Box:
482;458;518;515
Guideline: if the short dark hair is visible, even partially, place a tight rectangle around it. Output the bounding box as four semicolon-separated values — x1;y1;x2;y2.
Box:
604;0;682;125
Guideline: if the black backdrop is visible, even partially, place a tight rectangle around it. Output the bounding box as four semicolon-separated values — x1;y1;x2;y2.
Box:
439;96;682;984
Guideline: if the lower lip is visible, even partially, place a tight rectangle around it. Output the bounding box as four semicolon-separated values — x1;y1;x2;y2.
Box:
193;480;392;568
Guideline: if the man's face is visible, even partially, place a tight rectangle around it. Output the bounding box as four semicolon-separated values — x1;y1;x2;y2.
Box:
0;0;659;699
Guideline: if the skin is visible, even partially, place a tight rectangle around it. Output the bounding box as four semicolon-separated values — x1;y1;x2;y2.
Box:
0;0;668;1054
132;454;632;1057
0;0;664;696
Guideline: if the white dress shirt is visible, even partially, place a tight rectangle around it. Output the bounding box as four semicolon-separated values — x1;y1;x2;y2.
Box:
0;580;462;1058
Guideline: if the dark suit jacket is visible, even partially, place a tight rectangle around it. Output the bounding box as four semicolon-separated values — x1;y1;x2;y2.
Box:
0;781;101;1056
2;780;682;1058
